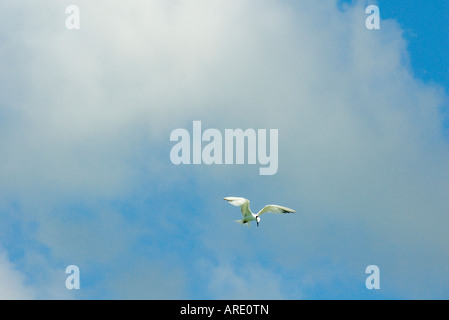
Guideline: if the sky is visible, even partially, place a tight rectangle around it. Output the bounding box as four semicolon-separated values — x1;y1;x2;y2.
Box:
0;0;448;300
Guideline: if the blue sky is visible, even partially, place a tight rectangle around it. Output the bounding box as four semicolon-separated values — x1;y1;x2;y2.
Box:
339;0;449;89
0;0;448;299
378;0;449;89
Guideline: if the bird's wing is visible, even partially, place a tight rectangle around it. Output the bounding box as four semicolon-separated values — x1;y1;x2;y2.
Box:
224;197;252;218
257;204;296;216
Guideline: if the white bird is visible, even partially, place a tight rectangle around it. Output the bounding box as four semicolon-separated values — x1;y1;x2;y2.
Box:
224;197;295;227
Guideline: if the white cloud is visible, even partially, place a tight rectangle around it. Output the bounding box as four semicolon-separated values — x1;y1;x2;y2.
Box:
105;257;186;299
0;250;35;299
0;0;448;299
207;261;286;300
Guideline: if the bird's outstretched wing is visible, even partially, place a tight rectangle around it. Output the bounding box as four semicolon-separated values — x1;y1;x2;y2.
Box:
257;204;295;216
224;197;252;219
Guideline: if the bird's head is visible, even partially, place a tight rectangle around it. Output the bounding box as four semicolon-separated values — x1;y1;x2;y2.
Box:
256;216;260;227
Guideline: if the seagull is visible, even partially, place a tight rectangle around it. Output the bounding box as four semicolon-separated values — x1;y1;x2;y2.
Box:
224;197;295;227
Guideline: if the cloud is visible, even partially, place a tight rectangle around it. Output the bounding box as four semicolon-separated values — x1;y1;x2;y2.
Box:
104;257;186;299
192;0;449;298
0;249;35;299
206;261;286;300
0;0;447;299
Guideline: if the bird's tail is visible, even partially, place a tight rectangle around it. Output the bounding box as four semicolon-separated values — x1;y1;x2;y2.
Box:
234;219;251;228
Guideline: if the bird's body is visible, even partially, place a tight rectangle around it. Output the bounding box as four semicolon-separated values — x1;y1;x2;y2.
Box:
224;197;295;227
